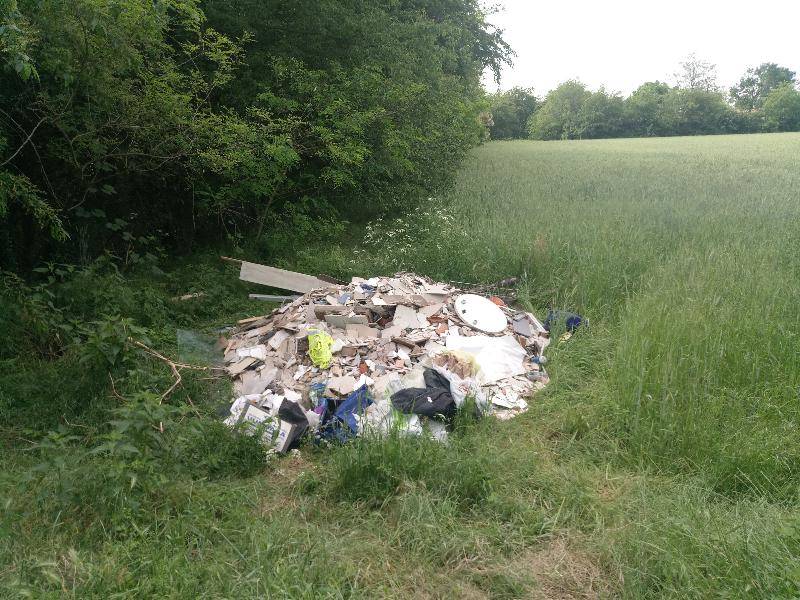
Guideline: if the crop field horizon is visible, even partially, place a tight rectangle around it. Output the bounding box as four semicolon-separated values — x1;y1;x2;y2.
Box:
3;132;800;597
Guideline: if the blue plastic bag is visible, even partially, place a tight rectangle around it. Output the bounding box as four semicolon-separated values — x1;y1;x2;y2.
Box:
544;310;584;333
318;384;373;443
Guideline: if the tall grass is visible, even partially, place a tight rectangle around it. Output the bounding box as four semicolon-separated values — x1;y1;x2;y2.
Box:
307;133;800;596
4;133;800;597
331;133;800;497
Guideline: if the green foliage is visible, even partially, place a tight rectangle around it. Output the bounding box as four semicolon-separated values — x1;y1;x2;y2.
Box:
24;393;269;531
527;81;757;141
0;0;245;266
731;62;796;110
528;83;626;141
528;80;591;140
0;261;155;361
578;88;625;139
5;2;800;596
202;0;510;222
26;395;195;526
0;248;256;432
610;482;800;598
503;60;799;142
0;170;66;242
657;87;739;136
762;83;800;132
4;135;800;596
178;419;268;479
80;315;148;375
315;432;493;509
0;0;510;269
623;81;671;137
0;0;37;80
487;87;539;139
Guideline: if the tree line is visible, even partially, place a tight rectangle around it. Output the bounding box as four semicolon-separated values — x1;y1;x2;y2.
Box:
0;0;510;271
488;57;800;140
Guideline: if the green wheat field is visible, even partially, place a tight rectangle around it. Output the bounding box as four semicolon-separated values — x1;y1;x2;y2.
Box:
4;133;800;598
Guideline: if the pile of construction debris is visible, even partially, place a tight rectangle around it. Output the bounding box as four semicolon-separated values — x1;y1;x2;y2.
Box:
221;263;551;452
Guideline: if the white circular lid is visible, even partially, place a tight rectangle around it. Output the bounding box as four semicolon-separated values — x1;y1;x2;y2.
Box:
453;294;507;333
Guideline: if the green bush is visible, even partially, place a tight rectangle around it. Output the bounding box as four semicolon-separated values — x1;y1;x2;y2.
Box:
1;0;510;269
22;394;270;534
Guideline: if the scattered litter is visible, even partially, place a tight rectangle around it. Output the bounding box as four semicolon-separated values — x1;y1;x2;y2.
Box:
544;310;585;333
172;291;206;301
307;330;333;368
454;294;507;333
220;267;551;452
391;368;457;420
176;328;225;366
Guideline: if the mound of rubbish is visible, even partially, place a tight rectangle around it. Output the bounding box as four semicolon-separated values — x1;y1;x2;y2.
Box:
221;271;551;452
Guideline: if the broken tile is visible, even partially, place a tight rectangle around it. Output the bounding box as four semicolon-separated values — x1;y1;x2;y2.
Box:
228;356;257;375
268;329;291;350
326;376;357;396
419;303;444;318
223;269;553;441
393;304;424;329
325;314;369;329
345;324;379;339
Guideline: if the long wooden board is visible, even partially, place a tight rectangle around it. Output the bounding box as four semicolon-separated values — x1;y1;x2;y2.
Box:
248;294;300;302
239;261;328;293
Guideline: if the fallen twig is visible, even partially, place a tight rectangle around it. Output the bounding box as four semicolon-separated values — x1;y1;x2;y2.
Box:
108;373;126;402
127;338;216;415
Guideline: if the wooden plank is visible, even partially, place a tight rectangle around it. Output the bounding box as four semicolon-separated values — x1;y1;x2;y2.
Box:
318;273;346;285
312;305;352;316
239;261;328;293
237;316;265;325
248;294;300;302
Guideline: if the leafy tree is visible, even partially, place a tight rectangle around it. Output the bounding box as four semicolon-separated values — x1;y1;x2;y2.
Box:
0;0;511;268
762;83;800;131
487;87;539;139
0;0;262;266
579;88;625;139
658;88;737;136
624;81;671;137
730;63;796;110
675;53;719;92
186;0;513;219
528;80;591;140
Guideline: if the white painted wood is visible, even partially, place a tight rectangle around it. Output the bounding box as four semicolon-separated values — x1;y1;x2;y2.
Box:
239;261;327;293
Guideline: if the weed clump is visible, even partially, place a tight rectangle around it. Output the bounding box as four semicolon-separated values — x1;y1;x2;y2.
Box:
316;432;494;509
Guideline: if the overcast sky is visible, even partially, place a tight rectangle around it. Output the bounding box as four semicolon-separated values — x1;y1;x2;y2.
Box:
483;0;800;96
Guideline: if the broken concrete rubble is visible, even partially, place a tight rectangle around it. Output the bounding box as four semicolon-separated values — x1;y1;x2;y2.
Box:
222;269;550;452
